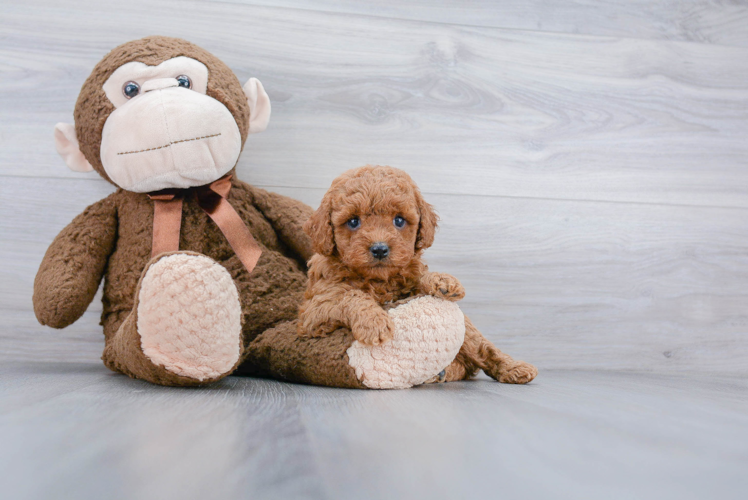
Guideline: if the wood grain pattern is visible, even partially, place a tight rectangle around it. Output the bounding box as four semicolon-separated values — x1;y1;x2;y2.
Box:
210;0;748;48
1;363;747;500
1;0;747;376
2;0;748;208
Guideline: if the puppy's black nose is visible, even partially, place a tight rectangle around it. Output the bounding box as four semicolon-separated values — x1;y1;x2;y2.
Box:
370;242;390;260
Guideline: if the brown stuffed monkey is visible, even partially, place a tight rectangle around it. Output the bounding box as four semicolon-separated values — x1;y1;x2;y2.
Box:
34;36;472;389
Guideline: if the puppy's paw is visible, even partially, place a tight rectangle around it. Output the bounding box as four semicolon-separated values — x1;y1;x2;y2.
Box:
498;361;538;384
422;273;465;302
352;312;395;346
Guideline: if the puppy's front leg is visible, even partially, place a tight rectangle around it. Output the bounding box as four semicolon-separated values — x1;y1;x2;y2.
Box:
419;272;465;302
298;289;394;346
343;290;395;346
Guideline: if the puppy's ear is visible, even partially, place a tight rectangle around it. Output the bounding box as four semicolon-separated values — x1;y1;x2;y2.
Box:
304;192;335;256
415;190;439;251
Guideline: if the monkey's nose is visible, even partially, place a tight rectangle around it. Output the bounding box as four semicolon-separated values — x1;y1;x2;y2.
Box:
370;242;390;260
142;78;179;92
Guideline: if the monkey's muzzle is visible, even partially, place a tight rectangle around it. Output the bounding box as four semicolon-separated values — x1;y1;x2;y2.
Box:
100;87;243;193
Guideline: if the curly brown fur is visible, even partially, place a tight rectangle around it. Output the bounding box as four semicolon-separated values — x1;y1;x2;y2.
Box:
298;165;537;384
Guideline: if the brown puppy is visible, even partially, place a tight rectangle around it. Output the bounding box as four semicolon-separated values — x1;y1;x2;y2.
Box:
299;165;537;384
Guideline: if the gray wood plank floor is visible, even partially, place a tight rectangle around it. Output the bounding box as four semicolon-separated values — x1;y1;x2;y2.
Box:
1;362;746;500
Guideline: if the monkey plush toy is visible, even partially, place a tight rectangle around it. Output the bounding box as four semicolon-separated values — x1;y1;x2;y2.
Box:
34;36;472;389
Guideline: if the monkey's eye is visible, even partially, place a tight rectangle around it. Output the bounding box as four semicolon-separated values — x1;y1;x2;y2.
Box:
346;217;361;230
122;81;140;99
176;75;192;89
393;215;406;228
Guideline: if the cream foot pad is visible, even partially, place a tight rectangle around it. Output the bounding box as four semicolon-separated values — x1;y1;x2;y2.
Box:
346;295;465;389
137;253;242;381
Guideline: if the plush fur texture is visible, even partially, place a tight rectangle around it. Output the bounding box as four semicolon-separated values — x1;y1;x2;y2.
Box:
298;165;538;385
137;253;242;381
346;295;465;389
34;175;315;385
241;320;366;388
34;37;318;386
34;179;313;339
74;36;250;185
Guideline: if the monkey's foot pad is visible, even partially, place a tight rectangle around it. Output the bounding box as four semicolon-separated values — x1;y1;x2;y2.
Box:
346;295;465;389
137;253;242;381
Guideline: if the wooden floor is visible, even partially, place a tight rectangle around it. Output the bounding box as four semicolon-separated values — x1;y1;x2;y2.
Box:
1;362;746;500
1;1;748;499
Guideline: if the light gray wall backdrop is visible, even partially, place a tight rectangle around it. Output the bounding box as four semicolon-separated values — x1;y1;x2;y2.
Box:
1;0;747;374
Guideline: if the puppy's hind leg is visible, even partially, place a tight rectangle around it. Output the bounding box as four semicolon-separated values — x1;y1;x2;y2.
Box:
432;356;478;383
452;316;537;384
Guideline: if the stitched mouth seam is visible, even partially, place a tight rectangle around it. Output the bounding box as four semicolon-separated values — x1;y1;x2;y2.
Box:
117;133;222;155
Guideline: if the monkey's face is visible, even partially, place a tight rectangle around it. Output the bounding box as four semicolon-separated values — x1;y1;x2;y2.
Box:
99;56;242;192
54;37;271;193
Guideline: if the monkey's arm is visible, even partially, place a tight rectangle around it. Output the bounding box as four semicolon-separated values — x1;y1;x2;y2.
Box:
248;185;314;263
33;194;118;328
298;285;394;346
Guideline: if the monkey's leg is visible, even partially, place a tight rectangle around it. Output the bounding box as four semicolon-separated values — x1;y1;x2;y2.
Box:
102;252;242;386
242;295;466;389
240;320;367;388
441;316;537;384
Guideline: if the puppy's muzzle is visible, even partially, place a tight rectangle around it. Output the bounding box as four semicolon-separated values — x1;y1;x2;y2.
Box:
369;242;390;260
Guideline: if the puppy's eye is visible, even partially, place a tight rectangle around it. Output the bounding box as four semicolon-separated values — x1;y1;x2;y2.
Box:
122;81;140;99
393;215;406;229
346;217;361;230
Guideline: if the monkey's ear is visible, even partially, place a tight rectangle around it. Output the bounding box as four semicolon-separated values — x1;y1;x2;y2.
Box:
54;123;93;173
303;194;335;256
242;78;271;134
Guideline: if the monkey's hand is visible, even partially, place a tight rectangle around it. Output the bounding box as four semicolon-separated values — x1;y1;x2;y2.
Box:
420;272;465;302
